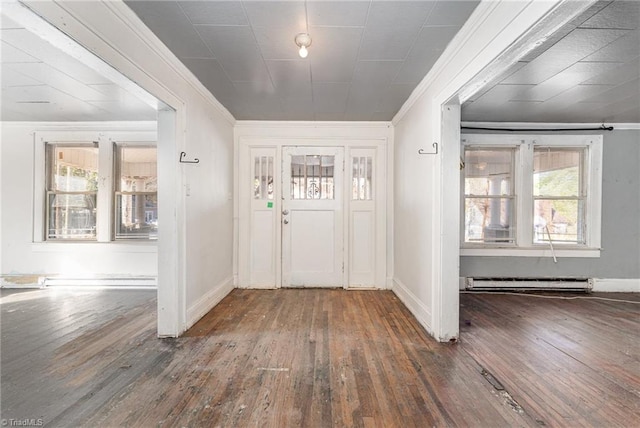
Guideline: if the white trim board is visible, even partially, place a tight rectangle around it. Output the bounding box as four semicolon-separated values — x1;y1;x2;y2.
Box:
592;279;640;293
185;276;234;331
391;278;434;338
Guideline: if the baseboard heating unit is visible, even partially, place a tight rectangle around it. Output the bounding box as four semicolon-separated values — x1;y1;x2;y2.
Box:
465;277;593;292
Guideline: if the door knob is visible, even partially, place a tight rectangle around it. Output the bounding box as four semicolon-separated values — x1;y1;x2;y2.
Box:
283;219;289;224
282;209;289;215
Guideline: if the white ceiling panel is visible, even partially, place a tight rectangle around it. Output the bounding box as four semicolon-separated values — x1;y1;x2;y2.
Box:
583;58;640;85
0;40;38;63
512;62;624;102
253;26;308;60
583;30;640;62
1;66;42;87
307;1;369;27
345;85;384;114
504;28;629;85
424;0;480;26
124;0;479;120
580;0;640;30
359;1;436;61
580;78;640;104
178;1;248;26
125;1;213;59
377;83;415;113
351;60;403;87
312;82;350;113
243;1;306;29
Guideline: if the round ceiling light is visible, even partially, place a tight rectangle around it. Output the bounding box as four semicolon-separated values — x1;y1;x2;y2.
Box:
294;33;312;58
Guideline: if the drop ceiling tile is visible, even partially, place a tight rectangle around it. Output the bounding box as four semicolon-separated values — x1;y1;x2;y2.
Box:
369;112;393;121
473;84;534;105
424;0;480;26
6;62;113;101
125;1;213;59
346;85;384;114
393;52;439;84
308;27;362;82
266;60;310;85
234;80;282;114
280;91;314;115
582;58;640;85
1;66;42;87
89;100;157;120
314;112;344;121
195;25;257;63
580;78;640;104
352;61;403;86
503;28;628;85
180;57;247;115
0;15;21;29
359;1;435;60
312;82;350;113
243;1;306;29
512;62;623;102
178;1;248;25
376;83;416;113
253;26;306;60
0;40;39;63
343;111;376;121
580;0;640;30
543;84;615;107
307;1;369;27
583;30;640;62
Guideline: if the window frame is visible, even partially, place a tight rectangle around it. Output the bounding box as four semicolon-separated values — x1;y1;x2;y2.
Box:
460;134;602;258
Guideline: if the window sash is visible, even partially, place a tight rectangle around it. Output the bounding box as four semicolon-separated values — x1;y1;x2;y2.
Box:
46;191;97;240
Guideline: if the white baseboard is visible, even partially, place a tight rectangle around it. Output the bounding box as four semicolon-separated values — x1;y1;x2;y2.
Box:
1;274;157;289
391;278;433;337
186;276;234;328
592;278;640;292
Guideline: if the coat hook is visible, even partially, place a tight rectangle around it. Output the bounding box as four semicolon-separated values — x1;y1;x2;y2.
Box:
418;142;438;155
179;151;199;164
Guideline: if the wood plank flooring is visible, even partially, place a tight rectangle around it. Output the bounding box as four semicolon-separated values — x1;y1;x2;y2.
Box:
1;288;638;427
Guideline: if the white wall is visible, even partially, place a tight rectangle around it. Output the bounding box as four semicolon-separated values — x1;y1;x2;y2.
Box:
0;122;157;284
392;0;571;341
22;0;236;336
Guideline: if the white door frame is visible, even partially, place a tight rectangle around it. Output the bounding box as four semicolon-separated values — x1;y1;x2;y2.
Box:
237;135;388;290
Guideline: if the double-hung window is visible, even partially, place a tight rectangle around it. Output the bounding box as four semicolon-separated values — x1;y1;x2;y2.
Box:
42;136;156;242
46;143;99;240
461;134;602;256
114;145;158;240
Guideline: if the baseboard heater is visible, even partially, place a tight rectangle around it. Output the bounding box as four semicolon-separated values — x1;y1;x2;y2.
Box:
465;277;593;292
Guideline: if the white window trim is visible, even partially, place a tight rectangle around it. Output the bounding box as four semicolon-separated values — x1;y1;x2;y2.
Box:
460;134;602;258
34;130;156;244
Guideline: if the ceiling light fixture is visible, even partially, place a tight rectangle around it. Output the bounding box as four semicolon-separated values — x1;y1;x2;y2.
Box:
294;33;311;58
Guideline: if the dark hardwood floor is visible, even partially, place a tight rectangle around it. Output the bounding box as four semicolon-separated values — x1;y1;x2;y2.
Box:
1;288;638;427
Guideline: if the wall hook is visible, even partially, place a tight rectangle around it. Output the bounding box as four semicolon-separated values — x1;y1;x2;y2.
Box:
179;151;199;164
418;142;438;155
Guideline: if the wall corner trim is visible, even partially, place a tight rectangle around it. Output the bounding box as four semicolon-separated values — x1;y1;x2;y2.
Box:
186;276;234;330
391;278;434;339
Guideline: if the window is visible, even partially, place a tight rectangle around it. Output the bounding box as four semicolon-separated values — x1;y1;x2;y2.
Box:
254;155;274;200
46;144;98;240
461;134;602;255
352;156;373;200
115;145;158;240
42;136;157;242
290;155;335;200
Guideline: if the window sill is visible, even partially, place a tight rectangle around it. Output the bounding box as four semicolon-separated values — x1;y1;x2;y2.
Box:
460;247;600;258
32;241;158;253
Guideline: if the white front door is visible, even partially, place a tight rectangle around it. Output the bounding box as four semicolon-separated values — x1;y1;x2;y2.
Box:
282;146;344;287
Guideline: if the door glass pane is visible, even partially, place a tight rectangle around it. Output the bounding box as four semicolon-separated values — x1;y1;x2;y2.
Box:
291;154;334;200
352;156;372;200
254;155;274;200
534;148;582;197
